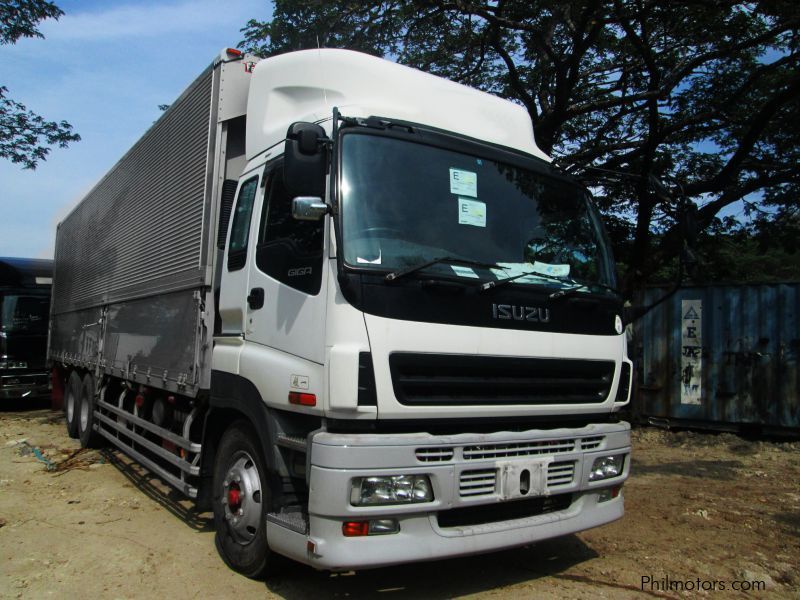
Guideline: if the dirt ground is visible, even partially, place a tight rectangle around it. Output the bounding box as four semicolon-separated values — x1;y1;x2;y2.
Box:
1;403;798;599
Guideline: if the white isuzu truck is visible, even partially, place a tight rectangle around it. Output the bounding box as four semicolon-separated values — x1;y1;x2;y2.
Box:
49;48;632;577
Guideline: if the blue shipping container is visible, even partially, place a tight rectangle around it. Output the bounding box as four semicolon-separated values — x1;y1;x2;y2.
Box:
634;283;800;432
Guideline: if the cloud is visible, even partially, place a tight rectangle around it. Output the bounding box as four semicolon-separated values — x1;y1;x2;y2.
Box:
39;0;260;42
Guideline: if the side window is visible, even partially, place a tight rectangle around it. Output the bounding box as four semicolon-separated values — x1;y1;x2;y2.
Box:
227;176;259;271
256;164;324;294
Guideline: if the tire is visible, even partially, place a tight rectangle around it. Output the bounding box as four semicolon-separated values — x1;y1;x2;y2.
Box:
78;374;102;448
212;421;274;579
64;371;82;439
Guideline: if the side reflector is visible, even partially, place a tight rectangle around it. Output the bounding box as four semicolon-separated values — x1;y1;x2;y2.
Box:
342;521;369;537
225;47;243;57
289;391;316;406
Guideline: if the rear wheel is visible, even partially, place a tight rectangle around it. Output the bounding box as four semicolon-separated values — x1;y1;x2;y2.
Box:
64;371;82;439
212;421;275;578
78;374;102;448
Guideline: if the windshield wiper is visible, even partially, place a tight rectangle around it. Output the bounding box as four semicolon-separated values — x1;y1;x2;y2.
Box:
385;256;502;282
479;269;566;292
480;269;621;299
549;280;621;300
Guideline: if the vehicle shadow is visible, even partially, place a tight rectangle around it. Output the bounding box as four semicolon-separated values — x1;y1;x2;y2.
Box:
0;396;52;412
264;534;598;599
633;459;744;480
102;448;214;533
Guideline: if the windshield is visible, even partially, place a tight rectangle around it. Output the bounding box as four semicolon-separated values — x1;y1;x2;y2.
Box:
339;132;616;293
0;294;49;333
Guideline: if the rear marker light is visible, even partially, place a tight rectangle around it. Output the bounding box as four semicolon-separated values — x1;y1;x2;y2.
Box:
289;392;316;406
225;47;242;57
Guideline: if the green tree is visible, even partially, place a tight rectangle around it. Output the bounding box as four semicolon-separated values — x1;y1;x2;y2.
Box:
240;0;799;296
0;0;80;169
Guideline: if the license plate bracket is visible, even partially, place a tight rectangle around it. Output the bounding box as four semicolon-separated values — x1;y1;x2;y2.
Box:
497;457;553;500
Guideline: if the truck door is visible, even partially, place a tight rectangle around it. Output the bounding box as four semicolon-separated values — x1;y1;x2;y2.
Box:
218;174;261;335
244;159;328;364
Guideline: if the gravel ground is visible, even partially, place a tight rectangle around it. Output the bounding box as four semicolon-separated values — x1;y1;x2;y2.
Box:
1;403;798;599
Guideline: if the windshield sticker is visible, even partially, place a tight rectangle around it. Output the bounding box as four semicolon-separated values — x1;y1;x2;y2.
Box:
491;262;540;283
356;250;382;265
450;168;477;197
531;261;570;277
458;198;486;227
450;265;480;278
490;262;567;285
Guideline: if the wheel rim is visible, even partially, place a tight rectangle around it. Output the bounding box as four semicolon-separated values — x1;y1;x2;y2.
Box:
80;391;89;431
66;389;75;423
222;451;263;544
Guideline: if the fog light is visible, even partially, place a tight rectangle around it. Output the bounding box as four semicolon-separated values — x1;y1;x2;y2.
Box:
342;519;400;536
597;484;623;502
589;455;625;482
351;474;433;506
368;519;400;535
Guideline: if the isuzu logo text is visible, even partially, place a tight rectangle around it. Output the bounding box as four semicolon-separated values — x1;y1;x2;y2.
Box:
492;304;550;323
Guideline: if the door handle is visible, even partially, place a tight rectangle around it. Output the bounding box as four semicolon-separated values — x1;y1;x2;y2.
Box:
247;287;265;310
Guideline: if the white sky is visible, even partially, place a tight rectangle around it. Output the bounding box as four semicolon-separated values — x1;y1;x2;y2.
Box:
0;0;269;258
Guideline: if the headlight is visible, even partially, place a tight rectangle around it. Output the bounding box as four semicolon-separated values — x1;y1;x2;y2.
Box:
351;474;434;506
0;360;27;369
589;455;625;481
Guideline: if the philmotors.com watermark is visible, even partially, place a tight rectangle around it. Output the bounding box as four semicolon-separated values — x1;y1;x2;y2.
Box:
641;575;767;593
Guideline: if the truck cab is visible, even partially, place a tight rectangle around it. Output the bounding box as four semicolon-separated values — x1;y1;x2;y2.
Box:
0;258;52;400
213;50;632;572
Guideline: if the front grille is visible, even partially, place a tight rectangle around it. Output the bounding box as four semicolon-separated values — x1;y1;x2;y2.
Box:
459;469;497;497
1;373;48;386
390;353;614;406
458;461;577;498
438;493;573;528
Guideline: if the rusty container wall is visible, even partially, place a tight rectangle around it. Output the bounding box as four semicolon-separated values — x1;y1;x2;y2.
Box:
634;283;800;432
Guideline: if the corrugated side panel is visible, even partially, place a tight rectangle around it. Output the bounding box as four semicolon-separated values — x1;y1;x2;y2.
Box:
635;283;800;430
49;306;104;366
102;291;200;386
52;67;214;314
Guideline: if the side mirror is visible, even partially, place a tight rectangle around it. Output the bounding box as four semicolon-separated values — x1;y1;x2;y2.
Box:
284;122;328;198
292;197;329;221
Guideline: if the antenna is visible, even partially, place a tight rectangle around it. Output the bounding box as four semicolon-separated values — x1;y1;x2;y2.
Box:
317;35;329;108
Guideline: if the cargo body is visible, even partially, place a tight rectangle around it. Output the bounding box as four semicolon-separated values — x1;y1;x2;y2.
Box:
50;49;632;575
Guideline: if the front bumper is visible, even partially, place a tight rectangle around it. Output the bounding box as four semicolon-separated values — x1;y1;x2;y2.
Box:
270;421;630;570
0;372;50;400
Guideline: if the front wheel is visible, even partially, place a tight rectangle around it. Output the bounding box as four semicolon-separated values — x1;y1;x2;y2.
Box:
212;421;274;578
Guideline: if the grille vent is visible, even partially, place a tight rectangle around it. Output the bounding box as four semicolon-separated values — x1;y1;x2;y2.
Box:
459;469;497;497
416;447;454;462
463;439;576;460
547;461;576;487
580;436;604;450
